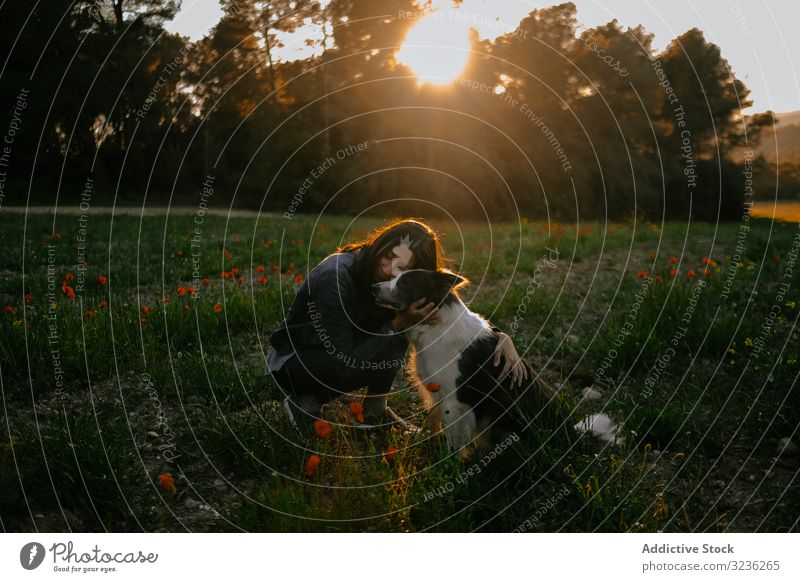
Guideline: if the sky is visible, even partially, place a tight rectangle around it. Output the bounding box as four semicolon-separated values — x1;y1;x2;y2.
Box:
164;0;800;113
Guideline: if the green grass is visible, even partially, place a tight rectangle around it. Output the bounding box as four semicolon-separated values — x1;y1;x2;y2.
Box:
1;212;798;532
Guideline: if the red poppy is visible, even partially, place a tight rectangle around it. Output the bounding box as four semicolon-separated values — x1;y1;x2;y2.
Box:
213;303;223;313
654;275;663;282
65;273;74;281
636;271;648;279
202;277;210;286
647;251;655;258
85;309;94;318
63;285;76;301
159;473;176;495
24;294;32;303
96;274;107;285
230;267;239;275
258;276;268;285
304;454;321;477
426;382;441;393
313;420;332;439
4;306;14;314
271;265;280;272
142;306;150;315
176;249;184;257
773;255;781;262
99;300;108;309
237;276;245;285
54;231;61;239
177;287;187;297
668;257;678;265
349;402;365;423
183;303;190;312
163;295;170;304
256;265;266;273
383;445;398;462
669;269;678;277
687;269;696;279
294;274;304;284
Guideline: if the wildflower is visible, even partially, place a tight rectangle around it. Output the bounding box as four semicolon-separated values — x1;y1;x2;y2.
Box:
256;265;266;273
773;255;781;262
142;306;150;315
237;276;245;285
202;277;210;286
4;306;13;314
668;256;678;265
96;274;107;285
786;301;796;310
313;420;332;439
294;274;304;284
163;295;170;304
213;303;223;313
159;473;177;495
701;267;711;277
177;287;187;297
647;251;655;258
654;275;663;283
258;276;268;285
63;285;76;301
744;338;753;347
85;309;94;318
24;294;32;303
183;303;190;313
176;249;184;258
230;267;239;275
54;231;61;239
636;271;648;279
349;402;365;423
687;269;696;278
99;300;108;309
271;265;280;272
383;445;398;462
65;273;74;281
701;257;717;267
669;269;678;277
426;382;441;393
304;454;321;477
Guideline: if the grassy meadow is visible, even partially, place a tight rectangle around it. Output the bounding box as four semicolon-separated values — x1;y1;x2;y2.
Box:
1;209;798;532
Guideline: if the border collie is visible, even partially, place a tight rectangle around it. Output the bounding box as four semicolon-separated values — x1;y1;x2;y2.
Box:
372;269;569;454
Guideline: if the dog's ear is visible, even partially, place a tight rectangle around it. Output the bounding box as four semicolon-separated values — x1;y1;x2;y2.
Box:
435;270;468;293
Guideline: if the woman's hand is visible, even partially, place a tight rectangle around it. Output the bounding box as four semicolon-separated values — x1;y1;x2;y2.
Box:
493;332;528;387
391;298;439;332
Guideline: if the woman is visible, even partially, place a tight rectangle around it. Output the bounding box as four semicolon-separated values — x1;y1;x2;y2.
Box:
267;218;526;435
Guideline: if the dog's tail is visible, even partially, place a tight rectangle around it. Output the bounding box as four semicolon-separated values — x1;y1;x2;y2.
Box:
573;413;623;445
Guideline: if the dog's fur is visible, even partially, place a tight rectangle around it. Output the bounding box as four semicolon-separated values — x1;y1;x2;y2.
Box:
373;269;564;454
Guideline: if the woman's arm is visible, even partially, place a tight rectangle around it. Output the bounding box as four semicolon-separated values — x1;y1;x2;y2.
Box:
492;330;529;387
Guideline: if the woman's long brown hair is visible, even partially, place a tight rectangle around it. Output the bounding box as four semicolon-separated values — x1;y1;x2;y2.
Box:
338;218;447;319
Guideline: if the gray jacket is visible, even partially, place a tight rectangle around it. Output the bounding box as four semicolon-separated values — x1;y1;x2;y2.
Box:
268;252;408;381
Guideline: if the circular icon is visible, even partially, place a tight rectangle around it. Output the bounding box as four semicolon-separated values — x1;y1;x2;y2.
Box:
20;542;46;570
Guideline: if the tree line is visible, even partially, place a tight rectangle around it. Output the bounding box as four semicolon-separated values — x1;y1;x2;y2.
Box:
0;1;786;220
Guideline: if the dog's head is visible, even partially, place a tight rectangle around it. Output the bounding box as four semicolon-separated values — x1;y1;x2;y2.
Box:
371;269;467;311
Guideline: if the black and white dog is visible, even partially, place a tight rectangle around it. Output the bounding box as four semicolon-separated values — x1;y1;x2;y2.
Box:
372;269;566;453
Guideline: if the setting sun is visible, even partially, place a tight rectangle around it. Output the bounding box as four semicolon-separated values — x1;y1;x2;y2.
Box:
396;15;471;85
